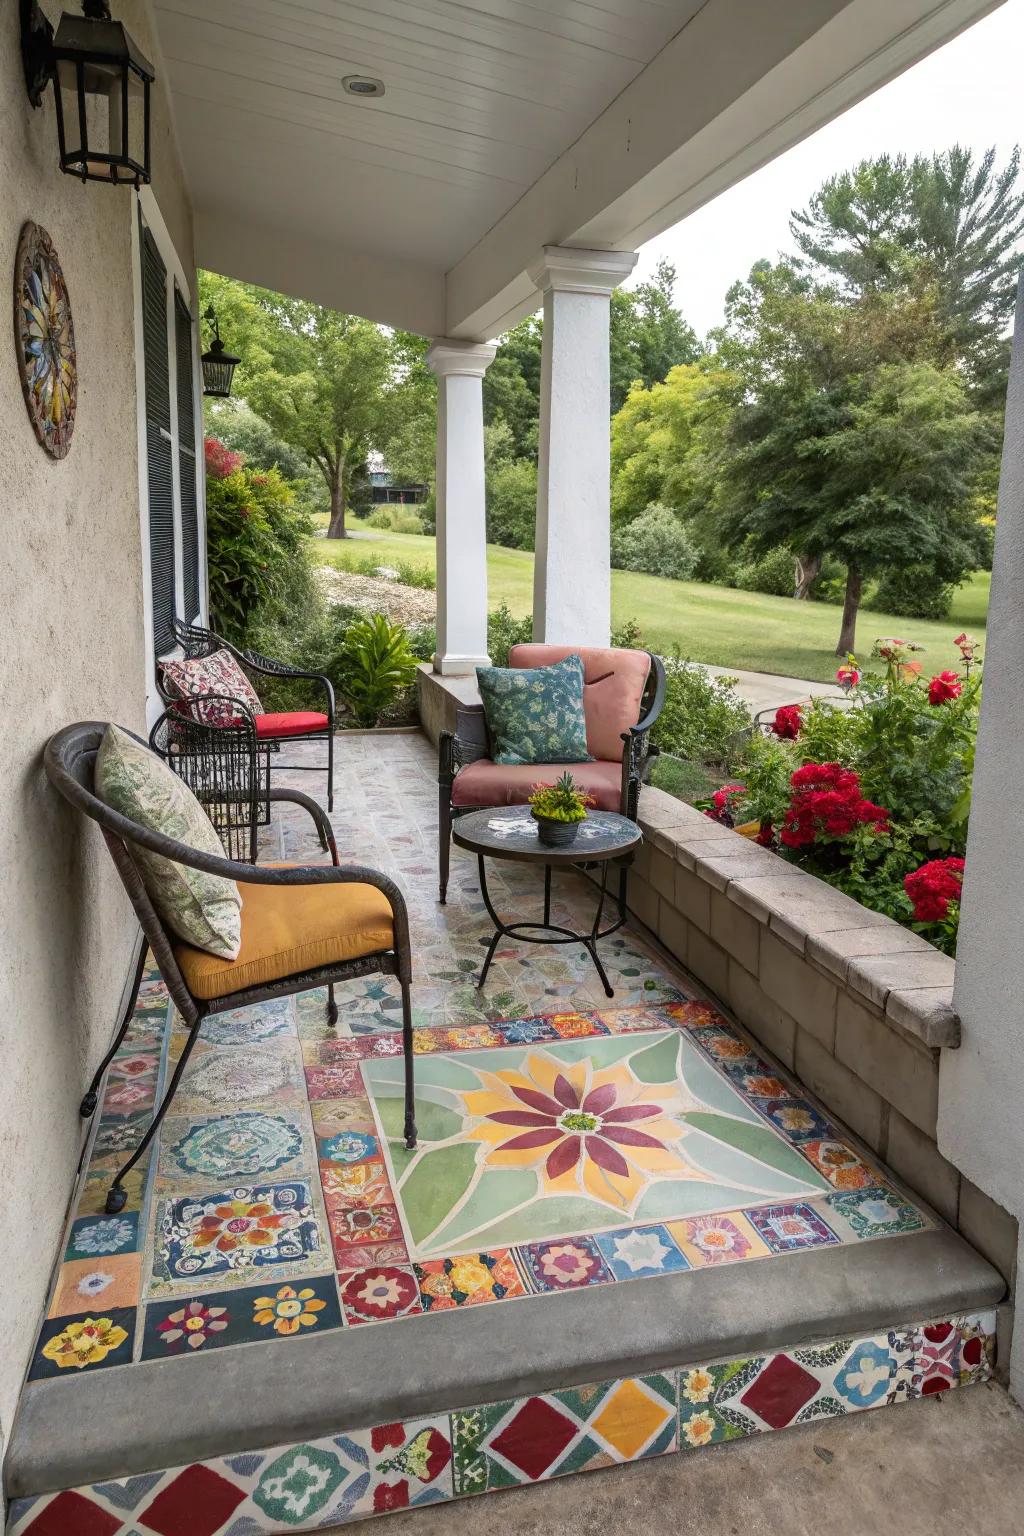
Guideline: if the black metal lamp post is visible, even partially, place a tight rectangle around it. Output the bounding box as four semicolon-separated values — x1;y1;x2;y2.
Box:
20;0;155;187
200;307;241;398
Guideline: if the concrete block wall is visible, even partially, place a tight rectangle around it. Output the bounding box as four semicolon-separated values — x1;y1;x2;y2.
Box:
631;786;1018;1300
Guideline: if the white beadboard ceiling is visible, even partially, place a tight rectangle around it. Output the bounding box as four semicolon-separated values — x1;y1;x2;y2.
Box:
153;0;706;273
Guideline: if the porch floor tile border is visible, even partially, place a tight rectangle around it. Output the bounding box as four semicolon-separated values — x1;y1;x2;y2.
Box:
6;1311;995;1535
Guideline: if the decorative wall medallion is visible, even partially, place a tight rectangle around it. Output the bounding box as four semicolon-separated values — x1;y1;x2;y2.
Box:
14;221;77;458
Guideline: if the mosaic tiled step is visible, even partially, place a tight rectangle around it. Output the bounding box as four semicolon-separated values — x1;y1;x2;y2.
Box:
6;1312;995;1535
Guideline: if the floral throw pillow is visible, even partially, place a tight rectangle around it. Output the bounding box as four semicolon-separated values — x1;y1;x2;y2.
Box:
160;649;264;728
476;654;592;766
95;725;241;959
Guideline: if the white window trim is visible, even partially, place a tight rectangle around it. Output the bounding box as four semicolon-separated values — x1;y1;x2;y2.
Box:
132;186;208;725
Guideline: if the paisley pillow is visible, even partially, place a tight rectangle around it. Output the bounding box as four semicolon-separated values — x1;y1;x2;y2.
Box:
476;654;592;766
95;725;241;958
160;649;263;728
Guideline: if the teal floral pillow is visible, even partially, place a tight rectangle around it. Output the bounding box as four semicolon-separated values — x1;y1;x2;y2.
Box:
476;654;591;766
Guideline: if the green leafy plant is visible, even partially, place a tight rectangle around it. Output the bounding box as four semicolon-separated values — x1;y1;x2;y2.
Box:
528;772;594;824
487;603;533;667
335;613;420;727
652;655;752;767
611;502;699;580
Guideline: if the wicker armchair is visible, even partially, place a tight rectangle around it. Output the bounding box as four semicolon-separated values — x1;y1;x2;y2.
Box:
45;722;416;1216
156;617;337;811
438;645;666;904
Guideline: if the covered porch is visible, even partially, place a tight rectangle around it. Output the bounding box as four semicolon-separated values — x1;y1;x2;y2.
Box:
4;735;1001;1531
4;0;1024;1530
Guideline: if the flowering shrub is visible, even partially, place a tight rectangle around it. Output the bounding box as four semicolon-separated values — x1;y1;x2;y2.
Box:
780;763;888;848
904;857;965;923
704;783;746;826
204;436;244;480
771;704;803;740
707;633;981;955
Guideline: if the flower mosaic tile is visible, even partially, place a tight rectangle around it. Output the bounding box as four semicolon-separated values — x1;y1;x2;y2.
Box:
8;1313;995;1534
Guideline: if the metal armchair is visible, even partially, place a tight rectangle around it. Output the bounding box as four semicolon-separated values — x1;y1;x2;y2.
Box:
157;616;337;811
438;646;666;903
45;722;415;1217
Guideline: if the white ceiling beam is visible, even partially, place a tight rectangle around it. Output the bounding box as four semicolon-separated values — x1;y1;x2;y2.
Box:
445;0;1006;340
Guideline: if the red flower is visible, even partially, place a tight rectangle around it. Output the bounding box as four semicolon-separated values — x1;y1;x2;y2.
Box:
705;783;746;826
836;664;860;690
904;858;965;923
780;763;888;848
204;436;244;480
771;705;803;740
927;670;962;706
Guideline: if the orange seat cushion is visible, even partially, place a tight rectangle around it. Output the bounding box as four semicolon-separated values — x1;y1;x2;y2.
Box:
175;875;393;1000
451;758;623;812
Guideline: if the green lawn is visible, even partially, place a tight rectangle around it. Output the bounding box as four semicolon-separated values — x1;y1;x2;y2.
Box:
314;530;989;684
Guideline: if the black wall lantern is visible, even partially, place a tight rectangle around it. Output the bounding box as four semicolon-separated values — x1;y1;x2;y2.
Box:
201;307;241;398
21;0;155;187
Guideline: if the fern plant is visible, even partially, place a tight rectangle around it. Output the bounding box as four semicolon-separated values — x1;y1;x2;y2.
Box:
335;613;419;727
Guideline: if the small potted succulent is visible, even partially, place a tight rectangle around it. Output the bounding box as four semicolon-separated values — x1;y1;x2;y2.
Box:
528;771;594;847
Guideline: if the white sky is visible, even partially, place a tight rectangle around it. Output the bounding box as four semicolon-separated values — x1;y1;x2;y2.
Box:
630;0;1024;338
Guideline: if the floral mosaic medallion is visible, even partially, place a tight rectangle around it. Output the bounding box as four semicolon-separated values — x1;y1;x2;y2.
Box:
66;1213;139;1262
339;1266;421;1325
415;1250;527;1310
29;1308;135;1380
165;1113;305;1182
151;1183;322;1289
177;1045;304;1112
745;1203;840;1254
364;1030;830;1259
15;221;76;459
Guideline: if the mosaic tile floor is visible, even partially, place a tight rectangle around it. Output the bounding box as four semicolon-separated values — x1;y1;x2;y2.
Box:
27;735;938;1382
10;737;1001;1535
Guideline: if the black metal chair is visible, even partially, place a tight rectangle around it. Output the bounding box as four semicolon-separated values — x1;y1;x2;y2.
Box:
157;616;336;811
45;722;415;1216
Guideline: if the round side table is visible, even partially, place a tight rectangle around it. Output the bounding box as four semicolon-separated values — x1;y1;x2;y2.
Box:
451;806;642;997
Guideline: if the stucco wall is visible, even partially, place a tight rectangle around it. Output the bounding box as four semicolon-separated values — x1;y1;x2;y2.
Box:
0;0;192;1450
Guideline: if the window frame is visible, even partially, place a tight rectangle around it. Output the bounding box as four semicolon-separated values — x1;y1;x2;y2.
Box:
131;187;207;723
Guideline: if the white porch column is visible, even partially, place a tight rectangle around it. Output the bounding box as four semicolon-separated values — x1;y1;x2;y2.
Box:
528;246;638;646
426;339;496;675
941;277;1024;1396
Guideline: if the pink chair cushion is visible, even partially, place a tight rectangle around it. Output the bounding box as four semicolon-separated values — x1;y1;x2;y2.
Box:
508;645;650;762
451;758;622;812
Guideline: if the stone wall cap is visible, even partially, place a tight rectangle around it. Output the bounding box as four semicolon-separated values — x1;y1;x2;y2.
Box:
885;987;961;1049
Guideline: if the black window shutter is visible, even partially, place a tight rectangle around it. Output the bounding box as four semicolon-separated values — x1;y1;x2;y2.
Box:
174;287;200;623
141;218;176;655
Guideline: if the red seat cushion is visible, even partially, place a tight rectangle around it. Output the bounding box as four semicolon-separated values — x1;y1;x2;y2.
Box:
451;758;623;812
254;711;330;739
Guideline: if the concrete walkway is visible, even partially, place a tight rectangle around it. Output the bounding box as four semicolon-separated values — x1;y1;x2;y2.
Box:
369;1381;1024;1536
697;662;844;717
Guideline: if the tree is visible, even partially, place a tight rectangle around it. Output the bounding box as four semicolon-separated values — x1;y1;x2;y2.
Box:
610;260;700;410
790;146;1024;398
483;317;543;460
721;353;993;653
198;274;396;539
610;361;736;525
